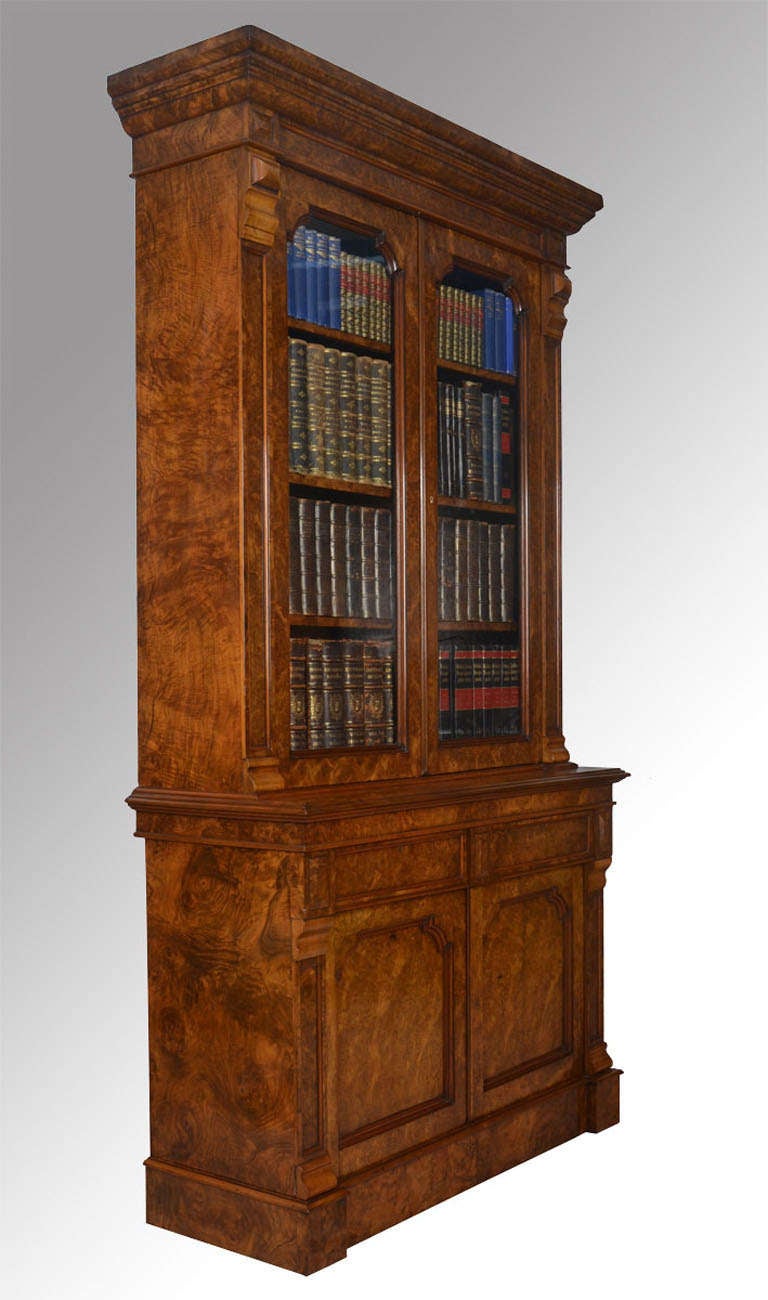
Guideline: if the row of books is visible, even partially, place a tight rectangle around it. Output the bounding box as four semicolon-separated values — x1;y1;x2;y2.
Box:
290;499;394;620
438;380;514;503
287;228;391;342
289;340;392;485
437;285;516;374
439;641;521;740
438;518;516;623
290;637;395;750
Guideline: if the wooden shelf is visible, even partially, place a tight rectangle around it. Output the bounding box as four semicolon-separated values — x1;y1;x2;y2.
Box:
438;620;517;633
437;359;517;387
289;472;392;499
290;615;394;630
438;495;517;516
288;317;392;356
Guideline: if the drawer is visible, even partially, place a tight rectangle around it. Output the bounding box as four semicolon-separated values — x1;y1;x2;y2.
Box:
307;833;465;911
471;813;590;879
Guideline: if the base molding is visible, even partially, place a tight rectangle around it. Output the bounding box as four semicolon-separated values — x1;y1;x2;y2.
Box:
146;1070;621;1273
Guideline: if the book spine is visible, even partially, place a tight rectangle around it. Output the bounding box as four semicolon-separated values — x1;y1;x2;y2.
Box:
340;252;352;333
342;640;366;745
504;296;515;374
315;231;329;327
488;523;502;622
293;227;307;320
306;639;325;748
360;506;377;619
455;517;468;621
369;359;390;485
477;522;489;622
374;508;393;620
288;339;309;472
384;362;393;485
329;236;342;329
339;351;357;480
298;497;317;614
499;392;513;502
437;285;447;360
354;355;372;482
438;643;453;739
287;237;296;319
464;381;484;501
305;343;326;474
289;496;301;614
304;228;318;324
363;642;387;743
472;293;483;368
500;523;515;622
455;385;465;498
466;519;480;620
499;647;521;735
352;256;363;337
322;347;341;477
345;505;363;616
382;263;391;345
453;647;475;737
314;500;332;617
330;503;348;617
321;640;345;747
289;638;308;750
381;642;395;743
483;289;495;370
494;291;505;374
472;647;484;736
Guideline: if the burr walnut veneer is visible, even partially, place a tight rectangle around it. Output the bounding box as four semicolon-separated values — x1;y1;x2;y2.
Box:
109;26;627;1275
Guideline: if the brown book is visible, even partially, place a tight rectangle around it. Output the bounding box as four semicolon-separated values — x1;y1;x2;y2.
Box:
354;355;372;482
437;285;447;360
464;381;484;500
477;522;490;621
370;359;390;485
321;640;345;747
438;516;455;622
330;503;348;617
297;497;316;614
289;638;308;750
374;508;393;620
342;640;365;746
454;517;468;621
289;496;301;613
500;523;516;622
345;505;363;616
363;641;387;743
314;499;332;616
288;339;308;472
466;519;480;621
360;505;377;619
488;523;502;622
339;352;357;480
380;642;395;743
322;347;341;477
306;639;325;748
305;342;326;474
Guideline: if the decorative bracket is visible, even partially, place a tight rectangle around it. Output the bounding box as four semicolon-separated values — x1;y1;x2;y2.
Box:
241;153;281;250
543;268;572;341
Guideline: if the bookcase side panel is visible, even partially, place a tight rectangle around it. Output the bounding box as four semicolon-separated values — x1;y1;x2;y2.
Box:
135;153;245;792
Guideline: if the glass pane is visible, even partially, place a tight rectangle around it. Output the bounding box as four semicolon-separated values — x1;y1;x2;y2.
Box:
436;269;521;742
286;219;397;752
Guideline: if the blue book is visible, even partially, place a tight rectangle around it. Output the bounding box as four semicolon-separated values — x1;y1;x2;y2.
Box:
504;297;515;374
482;289;495;370
494;292;505;374
304;228;318;323
287;238;296;317
293;227;307;320
315;232;329;326
329;236;342;329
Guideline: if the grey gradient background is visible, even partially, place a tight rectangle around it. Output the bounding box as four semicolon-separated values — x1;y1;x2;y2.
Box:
2;2;766;1296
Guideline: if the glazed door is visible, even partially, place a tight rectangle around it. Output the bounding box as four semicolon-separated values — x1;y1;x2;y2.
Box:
243;169;422;790
420;219;544;774
469;867;583;1116
331;890;466;1175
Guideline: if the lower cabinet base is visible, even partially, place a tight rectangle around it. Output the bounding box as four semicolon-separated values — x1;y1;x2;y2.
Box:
145;1068;621;1275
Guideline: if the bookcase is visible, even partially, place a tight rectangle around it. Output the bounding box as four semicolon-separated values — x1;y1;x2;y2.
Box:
109;26;627;1275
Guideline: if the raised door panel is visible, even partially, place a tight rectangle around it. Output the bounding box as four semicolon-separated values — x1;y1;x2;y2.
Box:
332;890;466;1175
469;866;582;1116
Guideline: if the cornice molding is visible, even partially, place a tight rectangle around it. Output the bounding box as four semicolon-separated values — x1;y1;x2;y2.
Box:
108;26;603;237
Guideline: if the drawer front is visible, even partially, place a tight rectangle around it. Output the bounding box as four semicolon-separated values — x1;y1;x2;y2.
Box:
308;833;465;911
471;813;590;879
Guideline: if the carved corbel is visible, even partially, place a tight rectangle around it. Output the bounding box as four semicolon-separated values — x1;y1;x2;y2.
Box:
241;153;281;249
543;268;572;341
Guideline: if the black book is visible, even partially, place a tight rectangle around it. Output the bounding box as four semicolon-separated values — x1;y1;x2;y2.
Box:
321;640;345;747
314;499;332;617
345;505;363;616
297;497;317;614
330;503;348;617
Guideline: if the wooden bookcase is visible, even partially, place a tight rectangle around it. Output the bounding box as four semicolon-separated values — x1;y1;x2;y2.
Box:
109;27;627;1275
